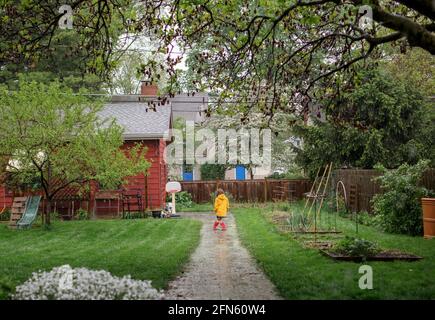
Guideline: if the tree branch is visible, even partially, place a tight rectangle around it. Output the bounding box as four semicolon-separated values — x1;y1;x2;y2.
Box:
395;0;435;21
371;3;435;53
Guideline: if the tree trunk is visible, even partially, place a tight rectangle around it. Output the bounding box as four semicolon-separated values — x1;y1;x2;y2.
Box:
45;160;52;226
45;198;51;226
249;167;254;180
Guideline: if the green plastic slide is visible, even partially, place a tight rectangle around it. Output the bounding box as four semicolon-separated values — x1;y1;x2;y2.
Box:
17;196;41;229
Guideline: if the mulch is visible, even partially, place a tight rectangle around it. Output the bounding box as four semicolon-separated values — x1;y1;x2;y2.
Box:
320;249;423;262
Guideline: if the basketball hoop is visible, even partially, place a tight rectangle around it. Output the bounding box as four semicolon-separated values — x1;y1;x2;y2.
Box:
166;182;181;193
165;182;181;214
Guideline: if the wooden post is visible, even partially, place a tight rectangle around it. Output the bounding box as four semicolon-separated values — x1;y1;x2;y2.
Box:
307;164;328;220
315;162;333;226
171;192;176;214
303;167;320;214
264;178;268;202
144;175;148;210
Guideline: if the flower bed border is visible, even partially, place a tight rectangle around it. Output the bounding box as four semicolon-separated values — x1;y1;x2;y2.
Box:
320;249;423;262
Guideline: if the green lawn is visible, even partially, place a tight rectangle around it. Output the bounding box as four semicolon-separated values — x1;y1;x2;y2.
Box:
0;218;201;299
234;204;435;299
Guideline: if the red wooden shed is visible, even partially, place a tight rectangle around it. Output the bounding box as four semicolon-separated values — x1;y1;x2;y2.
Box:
93;82;173;216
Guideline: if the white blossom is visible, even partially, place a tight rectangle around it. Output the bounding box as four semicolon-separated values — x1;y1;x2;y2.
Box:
13;265;165;300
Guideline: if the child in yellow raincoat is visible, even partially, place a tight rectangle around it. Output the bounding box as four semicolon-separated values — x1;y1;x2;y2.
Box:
213;188;229;230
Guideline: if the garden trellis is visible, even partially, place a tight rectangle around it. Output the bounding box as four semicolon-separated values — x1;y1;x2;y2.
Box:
271;163;342;244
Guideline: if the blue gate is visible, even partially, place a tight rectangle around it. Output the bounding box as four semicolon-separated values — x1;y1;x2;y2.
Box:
235;165;246;180
183;165;193;181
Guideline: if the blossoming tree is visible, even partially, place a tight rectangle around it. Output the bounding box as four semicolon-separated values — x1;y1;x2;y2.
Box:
0;81;150;226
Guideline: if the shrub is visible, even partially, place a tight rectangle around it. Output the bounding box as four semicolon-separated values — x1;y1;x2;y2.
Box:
13;265;164;300
372;160;430;236
200;164;226;180
0;209;11;221
357;211;383;228
74;208;89;220
166;191;193;209
334;236;380;257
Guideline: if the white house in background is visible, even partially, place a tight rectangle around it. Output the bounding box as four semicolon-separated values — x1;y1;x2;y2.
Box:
167;96;270;181
171;93;209;123
166;92;323;182
165;93;208;181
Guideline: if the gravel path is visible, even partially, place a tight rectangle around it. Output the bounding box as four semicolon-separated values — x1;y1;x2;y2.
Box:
165;212;281;300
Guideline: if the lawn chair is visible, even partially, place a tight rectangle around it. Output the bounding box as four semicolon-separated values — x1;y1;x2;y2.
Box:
121;189;144;219
16;195;41;229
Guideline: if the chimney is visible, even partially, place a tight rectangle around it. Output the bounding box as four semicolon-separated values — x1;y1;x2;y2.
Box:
140;80;158;97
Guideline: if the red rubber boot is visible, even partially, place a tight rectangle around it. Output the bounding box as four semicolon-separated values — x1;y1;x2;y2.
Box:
220;221;227;230
213;221;219;230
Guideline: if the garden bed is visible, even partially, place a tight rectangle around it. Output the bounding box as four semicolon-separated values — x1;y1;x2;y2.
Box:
320;249;423;262
303;240;334;250
291;230;342;234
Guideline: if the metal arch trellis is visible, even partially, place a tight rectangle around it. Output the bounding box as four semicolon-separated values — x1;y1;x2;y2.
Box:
335;179;360;234
335;180;348;213
335;180;348;232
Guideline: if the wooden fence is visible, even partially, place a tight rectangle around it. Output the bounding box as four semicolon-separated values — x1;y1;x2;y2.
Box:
332;168;435;213
180;179;312;203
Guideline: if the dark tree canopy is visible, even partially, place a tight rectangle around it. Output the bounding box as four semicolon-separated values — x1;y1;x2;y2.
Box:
146;0;435;119
1;1;433;96
293;67;434;176
0;30;105;92
0;0;134;78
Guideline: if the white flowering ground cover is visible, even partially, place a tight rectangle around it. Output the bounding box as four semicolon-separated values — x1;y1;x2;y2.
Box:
13;265;165;300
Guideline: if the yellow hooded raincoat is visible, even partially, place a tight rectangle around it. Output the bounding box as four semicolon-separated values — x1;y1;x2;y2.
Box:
214;194;229;217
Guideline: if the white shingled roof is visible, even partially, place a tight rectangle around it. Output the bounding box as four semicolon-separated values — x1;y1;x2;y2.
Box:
99;101;172;140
